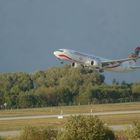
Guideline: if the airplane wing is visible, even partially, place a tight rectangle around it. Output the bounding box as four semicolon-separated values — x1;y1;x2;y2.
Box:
130;66;140;69
101;57;140;67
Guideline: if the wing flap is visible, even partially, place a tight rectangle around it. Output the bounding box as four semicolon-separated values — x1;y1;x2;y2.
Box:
102;57;139;67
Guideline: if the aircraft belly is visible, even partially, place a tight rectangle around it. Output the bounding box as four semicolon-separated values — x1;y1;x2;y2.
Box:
105;66;135;72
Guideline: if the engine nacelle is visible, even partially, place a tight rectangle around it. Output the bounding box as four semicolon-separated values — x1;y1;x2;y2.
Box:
71;62;82;68
86;59;102;68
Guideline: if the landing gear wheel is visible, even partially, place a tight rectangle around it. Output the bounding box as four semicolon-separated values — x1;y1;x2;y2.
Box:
99;69;104;73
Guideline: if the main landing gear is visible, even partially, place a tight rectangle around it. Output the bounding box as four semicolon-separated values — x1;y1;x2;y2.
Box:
99;69;104;73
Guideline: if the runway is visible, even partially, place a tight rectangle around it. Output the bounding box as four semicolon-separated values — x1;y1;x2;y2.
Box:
0;110;140;121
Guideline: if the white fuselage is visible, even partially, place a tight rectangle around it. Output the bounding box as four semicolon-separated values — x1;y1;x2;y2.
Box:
54;49;136;72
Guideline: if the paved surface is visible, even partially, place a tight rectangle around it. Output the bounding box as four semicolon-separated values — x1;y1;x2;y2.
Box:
0;130;20;137
109;124;132;131
0;110;140;121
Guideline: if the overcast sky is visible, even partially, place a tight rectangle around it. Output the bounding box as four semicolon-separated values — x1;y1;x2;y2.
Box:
0;0;140;83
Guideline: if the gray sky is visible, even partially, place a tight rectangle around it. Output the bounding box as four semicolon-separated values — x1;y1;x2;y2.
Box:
0;0;140;83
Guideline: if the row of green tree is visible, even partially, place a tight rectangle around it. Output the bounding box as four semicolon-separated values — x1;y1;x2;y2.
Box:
0;65;140;108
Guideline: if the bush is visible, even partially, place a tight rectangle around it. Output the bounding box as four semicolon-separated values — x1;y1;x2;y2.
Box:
59;115;115;140
124;122;140;140
19;126;58;140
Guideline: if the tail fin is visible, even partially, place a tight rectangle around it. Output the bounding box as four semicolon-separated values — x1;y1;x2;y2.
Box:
134;47;140;56
128;47;140;58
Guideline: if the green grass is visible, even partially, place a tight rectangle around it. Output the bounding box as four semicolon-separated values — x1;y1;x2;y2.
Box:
0;113;140;131
99;113;140;125
0;118;66;131
0;102;140;131
0;102;140;118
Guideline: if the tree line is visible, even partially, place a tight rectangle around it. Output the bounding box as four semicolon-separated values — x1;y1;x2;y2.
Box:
0;65;140;109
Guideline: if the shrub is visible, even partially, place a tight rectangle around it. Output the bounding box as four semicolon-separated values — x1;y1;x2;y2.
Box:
124;122;140;140
19;126;58;140
59;115;115;140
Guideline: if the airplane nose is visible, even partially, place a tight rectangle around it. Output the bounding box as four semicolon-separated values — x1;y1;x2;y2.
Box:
54;51;59;58
53;51;57;56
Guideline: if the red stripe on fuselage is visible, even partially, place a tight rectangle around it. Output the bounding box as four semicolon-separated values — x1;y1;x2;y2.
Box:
106;64;120;69
58;54;72;61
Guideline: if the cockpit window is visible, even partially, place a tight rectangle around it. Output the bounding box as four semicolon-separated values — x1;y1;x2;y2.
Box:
58;49;64;52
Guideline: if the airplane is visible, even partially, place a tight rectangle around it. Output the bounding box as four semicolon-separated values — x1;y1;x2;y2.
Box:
53;47;140;72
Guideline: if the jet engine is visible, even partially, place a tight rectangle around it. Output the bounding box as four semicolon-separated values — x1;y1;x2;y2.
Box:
71;62;83;68
86;59;102;68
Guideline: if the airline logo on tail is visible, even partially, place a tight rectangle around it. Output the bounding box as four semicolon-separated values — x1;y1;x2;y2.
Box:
128;47;140;59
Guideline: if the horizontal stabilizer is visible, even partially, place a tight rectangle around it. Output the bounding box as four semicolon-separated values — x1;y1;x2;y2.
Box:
130;66;140;69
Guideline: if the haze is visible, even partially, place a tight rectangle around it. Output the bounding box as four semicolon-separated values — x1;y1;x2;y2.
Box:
0;0;140;83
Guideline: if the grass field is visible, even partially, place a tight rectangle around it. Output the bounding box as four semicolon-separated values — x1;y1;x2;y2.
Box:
0;102;140;131
0;102;140;118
